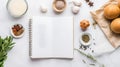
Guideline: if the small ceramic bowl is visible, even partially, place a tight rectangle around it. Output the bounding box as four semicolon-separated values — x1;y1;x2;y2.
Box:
79;32;92;46
6;0;28;18
11;24;25;39
52;0;66;13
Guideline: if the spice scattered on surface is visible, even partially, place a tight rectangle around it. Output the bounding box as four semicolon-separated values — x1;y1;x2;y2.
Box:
85;0;89;2
75;49;97;61
82;34;90;43
84;0;94;7
93;22;97;29
82;60;86;64
93;43;96;45
12;24;24;36
89;63;95;66
88;1;94;7
75;49;105;67
79;45;89;50
92;50;94;53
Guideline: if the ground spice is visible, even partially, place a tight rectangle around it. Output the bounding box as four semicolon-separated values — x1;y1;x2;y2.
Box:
92;50;94;53
82;35;90;43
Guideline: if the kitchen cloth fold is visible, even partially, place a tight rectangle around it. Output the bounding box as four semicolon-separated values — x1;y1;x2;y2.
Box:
91;0;120;49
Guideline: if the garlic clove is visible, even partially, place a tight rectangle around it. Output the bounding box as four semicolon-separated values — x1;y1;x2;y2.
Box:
72;6;80;14
40;5;47;13
72;0;82;7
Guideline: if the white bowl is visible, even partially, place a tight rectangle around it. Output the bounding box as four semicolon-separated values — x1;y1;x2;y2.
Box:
6;0;28;18
79;32;92;46
11;24;25;39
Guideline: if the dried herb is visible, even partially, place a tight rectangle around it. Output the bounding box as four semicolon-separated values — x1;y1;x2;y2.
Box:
74;48;97;61
79;45;89;50
82;35;90;43
0;36;15;67
75;48;105;67
89;63;95;66
82;60;86;64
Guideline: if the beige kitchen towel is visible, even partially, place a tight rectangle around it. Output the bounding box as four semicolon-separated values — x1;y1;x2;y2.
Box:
91;0;120;48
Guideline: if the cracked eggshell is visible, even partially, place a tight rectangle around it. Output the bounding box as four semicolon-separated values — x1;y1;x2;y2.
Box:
72;6;80;14
40;5;47;13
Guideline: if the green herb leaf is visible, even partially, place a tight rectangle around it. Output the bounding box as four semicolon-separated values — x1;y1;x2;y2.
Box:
74;48;105;67
74;48;97;62
0;36;15;67
89;63;95;66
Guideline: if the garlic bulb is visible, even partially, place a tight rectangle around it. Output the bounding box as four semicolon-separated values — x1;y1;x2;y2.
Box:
72;0;82;7
40;5;47;13
72;6;80;14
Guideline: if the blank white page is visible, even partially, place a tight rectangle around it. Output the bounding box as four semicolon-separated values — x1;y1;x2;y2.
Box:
31;16;74;59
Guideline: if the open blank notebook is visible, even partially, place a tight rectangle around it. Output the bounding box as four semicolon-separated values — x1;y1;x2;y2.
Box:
29;16;74;59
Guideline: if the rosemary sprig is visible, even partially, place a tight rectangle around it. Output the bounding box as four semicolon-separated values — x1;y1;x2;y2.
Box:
74;48;97;62
0;36;15;67
82;60;86;64
74;48;105;67
89;63;95;66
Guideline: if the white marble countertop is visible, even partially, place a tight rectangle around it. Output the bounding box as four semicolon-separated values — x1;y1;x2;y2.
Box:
0;0;120;67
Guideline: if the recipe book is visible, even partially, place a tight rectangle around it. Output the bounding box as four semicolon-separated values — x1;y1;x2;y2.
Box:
29;16;74;59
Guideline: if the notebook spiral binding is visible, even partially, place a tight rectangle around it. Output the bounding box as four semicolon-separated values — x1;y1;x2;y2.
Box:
29;19;32;57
